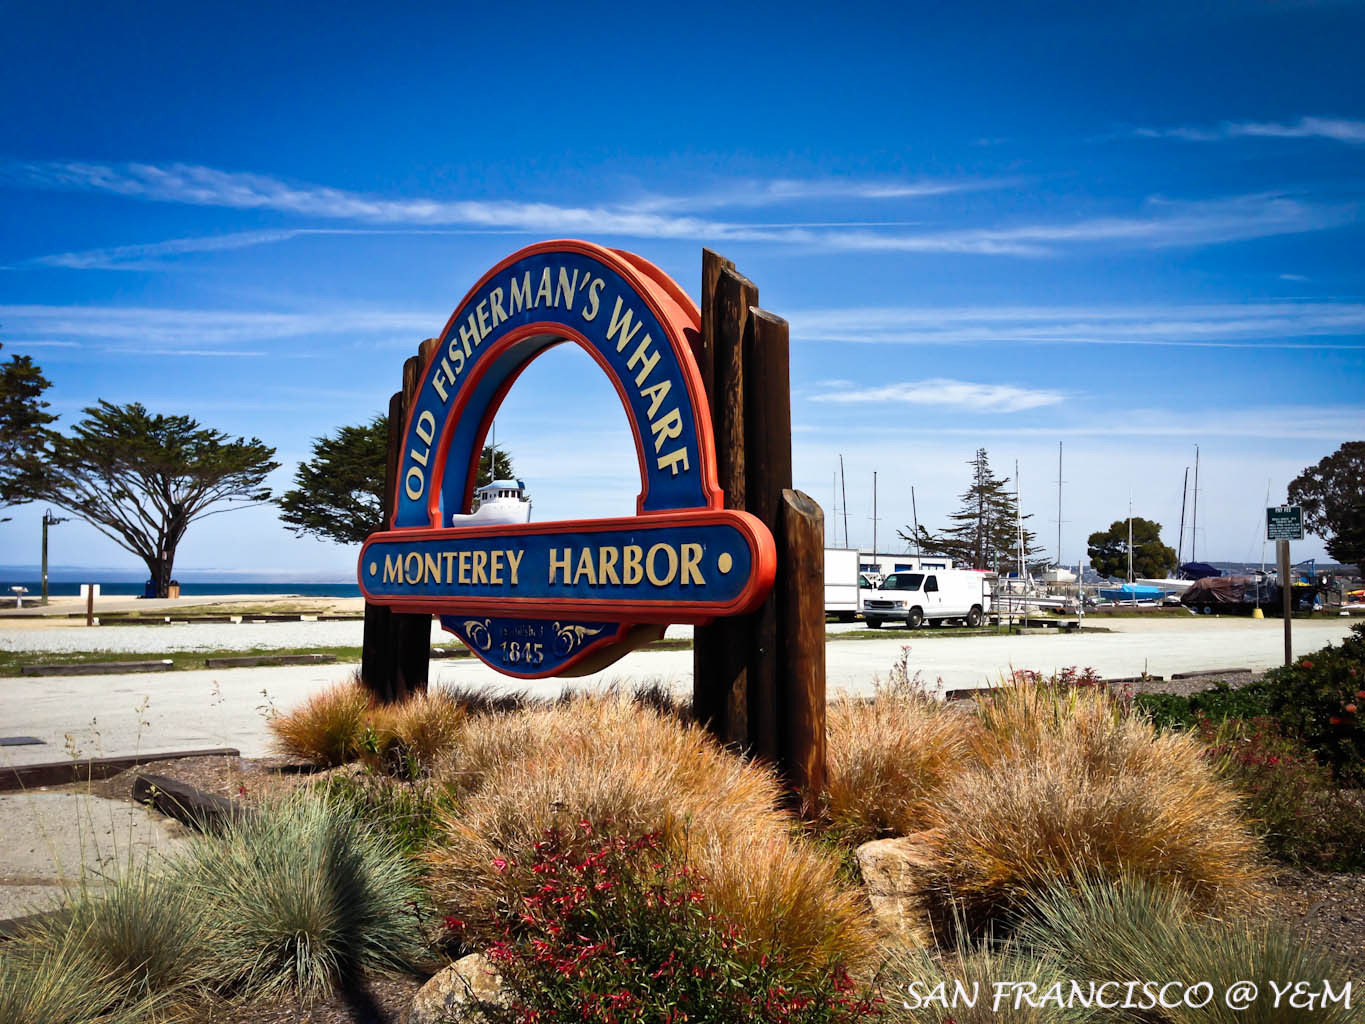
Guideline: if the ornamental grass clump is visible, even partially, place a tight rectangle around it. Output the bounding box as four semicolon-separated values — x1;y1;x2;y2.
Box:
362;688;466;777
1015;875;1354;1024
468;829;883;1024
267;679;370;766
427;693;878;980
0;919;159;1024
182;792;426;1001
47;867;208;999
920;679;1264;928
821;679;976;844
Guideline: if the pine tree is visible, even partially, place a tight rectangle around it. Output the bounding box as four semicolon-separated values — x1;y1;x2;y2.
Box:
899;448;1039;571
0;343;56;506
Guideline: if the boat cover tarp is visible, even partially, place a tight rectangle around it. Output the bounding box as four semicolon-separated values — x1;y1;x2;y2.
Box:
1179;562;1223;580
1180;575;1269;608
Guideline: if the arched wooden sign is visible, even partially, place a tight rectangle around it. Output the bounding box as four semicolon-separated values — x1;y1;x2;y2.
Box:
358;240;776;678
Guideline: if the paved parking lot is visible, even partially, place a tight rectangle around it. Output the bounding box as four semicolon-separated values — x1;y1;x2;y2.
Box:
1;614;1357;764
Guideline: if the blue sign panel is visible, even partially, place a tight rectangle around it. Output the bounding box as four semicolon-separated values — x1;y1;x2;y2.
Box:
394;247;711;529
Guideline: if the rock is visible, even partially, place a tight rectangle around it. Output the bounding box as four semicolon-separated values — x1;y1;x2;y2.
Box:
409;952;507;1024
855;835;937;948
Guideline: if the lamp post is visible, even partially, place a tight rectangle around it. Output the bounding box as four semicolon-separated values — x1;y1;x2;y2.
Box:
41;509;67;605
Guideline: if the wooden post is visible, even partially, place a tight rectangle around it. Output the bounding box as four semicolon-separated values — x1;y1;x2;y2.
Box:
1278;538;1293;665
85;584;95;628
387;349;434;701
693;265;758;745
778;489;826;798
743;309;792;763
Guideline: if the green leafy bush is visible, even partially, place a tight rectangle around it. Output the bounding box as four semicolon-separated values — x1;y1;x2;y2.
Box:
1135;684;1273;731
1251;626;1365;783
472;829;882;1024
1198;716;1365;871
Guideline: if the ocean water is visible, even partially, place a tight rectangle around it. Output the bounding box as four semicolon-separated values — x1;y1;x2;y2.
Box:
2;581;360;598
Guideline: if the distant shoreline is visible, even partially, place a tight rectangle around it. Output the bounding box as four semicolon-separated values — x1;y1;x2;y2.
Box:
0;581;361;598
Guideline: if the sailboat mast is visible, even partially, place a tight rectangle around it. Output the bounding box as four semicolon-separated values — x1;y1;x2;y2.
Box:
839;454;849;548
872;471;878;560
1016;460;1024;582
1056;441;1063;567
1191;445;1200;562
1127;495;1134;584
911;486;922;562
1177;467;1189;567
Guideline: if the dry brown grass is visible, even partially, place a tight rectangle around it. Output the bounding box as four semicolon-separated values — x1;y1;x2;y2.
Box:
266;680;370;766
919;680;1267;927
426;693;878;977
364;690;466;776
821;684;977;844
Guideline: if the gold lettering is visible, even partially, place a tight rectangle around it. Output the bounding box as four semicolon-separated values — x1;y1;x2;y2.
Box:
606;296;644;352
459;313;480;355
490;549;505;584
446;338;466;376
458;551;472;585
509;271;532;315
627;333;660;386
574;546;597;586
472;550;488;584
404;552;422;584
476;299;491;338
657;448;691;476
581;276;604;321
383;554;402;583
556;267;579;310
646;544;678;586
535;267;553;307
489;287;507;326
424;552;440;584
507;548;523;585
415;410;436;445
441;551;456;583
640;379;671;418
680;543;704;585
650;407;683;452
549;547;570;585
404;465;424;500
598;545;620;585
622;545;643;585
433;361;451;402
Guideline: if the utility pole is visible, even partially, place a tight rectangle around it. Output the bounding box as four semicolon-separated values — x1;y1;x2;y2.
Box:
1191;445;1200;562
911;486;922;562
40;509;67;606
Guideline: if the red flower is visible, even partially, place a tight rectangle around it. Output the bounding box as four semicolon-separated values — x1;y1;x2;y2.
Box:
1346;704;1358;714
1301;660;1314;669
1329;716;1343;726
443;916;465;931
493;857;508;872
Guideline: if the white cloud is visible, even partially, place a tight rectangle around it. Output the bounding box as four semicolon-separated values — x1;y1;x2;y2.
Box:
0;303;439;347
5;161;1353;259
789;300;1365;348
1134;116;1365;145
810;378;1067;412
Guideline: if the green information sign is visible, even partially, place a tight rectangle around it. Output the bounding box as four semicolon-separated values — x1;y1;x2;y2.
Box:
1266;505;1304;541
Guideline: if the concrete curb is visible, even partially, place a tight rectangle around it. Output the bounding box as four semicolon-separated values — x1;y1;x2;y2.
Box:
0;747;240;792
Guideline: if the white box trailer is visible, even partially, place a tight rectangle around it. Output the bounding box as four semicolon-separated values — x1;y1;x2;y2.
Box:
824;548;868;621
862;568;992;628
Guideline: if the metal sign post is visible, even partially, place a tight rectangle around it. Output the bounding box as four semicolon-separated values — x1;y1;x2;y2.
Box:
1267;506;1304;665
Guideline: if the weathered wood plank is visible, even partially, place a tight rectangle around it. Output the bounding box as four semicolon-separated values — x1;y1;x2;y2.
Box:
777;489;826;801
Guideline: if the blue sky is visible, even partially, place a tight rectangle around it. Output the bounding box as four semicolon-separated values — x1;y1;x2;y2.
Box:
1;0;1362;577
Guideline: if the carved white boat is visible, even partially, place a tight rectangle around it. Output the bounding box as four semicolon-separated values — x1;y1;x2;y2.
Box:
450;479;532;527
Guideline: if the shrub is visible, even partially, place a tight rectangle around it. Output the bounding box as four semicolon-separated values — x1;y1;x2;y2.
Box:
427;693;878;980
473;830;882;1024
1250;628;1365;783
1199;716;1365;871
1135;684;1273;731
267;680;370;766
821;681;975;845
181;793;426;1000
1016;875;1354;1024
920;680;1264;928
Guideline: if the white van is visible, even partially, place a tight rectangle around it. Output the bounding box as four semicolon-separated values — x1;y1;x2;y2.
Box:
862;569;991;628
